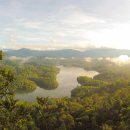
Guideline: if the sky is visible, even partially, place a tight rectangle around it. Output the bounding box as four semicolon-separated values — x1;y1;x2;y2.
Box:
0;0;130;50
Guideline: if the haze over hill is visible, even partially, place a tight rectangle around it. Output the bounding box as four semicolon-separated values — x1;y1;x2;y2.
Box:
6;48;130;58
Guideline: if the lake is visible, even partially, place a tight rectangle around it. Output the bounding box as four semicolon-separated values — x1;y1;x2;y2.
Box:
15;66;98;101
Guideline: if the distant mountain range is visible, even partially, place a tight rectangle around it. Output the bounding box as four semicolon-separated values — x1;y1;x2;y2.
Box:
6;48;130;58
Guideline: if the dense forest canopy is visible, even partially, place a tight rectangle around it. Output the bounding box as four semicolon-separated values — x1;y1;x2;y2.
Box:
2;58;60;92
1;0;130;129
1;52;130;130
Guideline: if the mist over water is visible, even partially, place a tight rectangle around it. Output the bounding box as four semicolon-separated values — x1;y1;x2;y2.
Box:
104;55;130;65
84;55;130;65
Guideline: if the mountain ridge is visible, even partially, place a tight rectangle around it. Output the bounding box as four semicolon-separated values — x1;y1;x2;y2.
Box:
6;48;130;58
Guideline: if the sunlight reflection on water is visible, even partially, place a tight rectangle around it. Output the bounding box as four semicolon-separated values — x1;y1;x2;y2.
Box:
15;66;98;101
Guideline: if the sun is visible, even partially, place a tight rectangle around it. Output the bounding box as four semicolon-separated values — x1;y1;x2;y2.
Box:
118;55;129;62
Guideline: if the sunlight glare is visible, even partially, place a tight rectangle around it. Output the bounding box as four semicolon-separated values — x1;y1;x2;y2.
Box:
118;55;129;62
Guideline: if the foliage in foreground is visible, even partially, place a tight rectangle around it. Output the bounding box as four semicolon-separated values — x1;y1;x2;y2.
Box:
1;64;130;130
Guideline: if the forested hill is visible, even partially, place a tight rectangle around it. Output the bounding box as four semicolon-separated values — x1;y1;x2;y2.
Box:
6;48;130;58
2;51;130;130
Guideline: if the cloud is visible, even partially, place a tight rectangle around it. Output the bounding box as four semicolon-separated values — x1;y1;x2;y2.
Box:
21;21;43;29
60;7;106;26
0;0;130;50
87;23;130;49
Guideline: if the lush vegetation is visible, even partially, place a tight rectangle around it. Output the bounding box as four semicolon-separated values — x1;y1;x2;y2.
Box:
1;65;130;130
2;59;60;92
1;54;130;130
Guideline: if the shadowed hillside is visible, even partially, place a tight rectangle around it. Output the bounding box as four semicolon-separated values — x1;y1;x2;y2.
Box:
6;48;130;58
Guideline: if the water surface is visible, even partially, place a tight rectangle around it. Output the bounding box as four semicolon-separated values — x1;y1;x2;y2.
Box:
15;66;98;101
